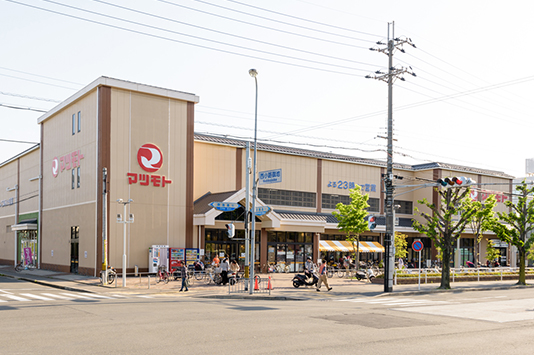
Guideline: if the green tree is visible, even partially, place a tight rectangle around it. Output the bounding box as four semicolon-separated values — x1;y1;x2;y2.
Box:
462;194;498;266
485;242;501;264
332;186;370;270
487;181;534;285
395;232;408;261
413;187;476;289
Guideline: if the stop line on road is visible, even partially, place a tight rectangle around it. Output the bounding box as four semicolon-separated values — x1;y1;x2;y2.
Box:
336;297;451;307
0;292;152;303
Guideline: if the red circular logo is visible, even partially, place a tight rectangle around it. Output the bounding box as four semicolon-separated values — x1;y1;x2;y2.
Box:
137;143;163;173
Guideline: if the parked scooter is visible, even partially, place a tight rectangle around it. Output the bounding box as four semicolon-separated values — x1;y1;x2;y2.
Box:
228;271;241;285
292;271;319;288
355;267;375;282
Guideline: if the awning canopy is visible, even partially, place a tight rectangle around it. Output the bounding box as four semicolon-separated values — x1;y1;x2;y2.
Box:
11;218;38;231
319;240;385;253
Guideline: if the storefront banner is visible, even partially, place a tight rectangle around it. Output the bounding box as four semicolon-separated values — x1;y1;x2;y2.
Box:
23;247;33;264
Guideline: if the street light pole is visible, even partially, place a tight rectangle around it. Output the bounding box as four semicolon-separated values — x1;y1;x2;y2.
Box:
249;68;258;295
116;199;133;287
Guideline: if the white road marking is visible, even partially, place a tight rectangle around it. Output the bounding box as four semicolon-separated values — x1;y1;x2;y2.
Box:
59;292;98;300
2;294;31;301
20;293;54;301
42;293;74;300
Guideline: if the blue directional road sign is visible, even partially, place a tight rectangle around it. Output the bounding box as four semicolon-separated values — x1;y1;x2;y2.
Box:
254;206;271;216
209;202;240;212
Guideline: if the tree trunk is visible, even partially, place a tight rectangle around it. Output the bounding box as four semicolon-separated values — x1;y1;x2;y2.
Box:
440;245;452;289
518;247;526;285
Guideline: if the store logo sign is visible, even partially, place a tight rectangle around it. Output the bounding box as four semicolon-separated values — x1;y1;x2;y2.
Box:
52;150;84;178
137;143;163;173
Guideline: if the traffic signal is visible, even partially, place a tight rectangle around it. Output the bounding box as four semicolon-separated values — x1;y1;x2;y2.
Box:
436;176;476;187
368;215;376;230
225;223;235;238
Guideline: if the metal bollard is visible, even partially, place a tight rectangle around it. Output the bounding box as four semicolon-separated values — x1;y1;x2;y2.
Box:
148;275;150;289
135;265;138;277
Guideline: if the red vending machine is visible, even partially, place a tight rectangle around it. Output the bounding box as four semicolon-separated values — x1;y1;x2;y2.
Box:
169;247;185;272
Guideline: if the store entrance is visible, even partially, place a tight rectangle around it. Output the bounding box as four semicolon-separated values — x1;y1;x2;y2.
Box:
70;226;79;274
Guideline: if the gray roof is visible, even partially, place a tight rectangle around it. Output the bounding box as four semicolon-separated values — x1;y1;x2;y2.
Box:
274;210;339;224
193;190;240;214
195;133;513;179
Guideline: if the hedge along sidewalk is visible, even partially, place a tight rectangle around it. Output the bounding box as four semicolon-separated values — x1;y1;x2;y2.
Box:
388;267;534;285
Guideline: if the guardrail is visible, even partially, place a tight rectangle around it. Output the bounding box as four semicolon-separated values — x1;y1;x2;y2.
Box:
393;267;534;285
228;276;273;295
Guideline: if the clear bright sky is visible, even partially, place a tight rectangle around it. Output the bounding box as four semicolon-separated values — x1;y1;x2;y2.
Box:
1;0;533;178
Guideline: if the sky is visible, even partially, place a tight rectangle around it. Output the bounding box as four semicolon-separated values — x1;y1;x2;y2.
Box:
1;0;533;179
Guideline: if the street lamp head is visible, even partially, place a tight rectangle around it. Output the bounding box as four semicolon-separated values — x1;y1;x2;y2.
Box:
248;69;258;78
116;199;123;203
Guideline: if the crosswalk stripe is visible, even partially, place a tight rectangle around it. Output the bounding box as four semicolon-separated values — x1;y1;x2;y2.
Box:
0;298;6;302
84;294;115;299
2;294;31;301
59;292;97;300
20;293;54;301
42;293;74;300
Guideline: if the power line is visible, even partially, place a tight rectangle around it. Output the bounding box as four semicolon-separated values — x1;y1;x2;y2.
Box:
225;0;381;38
157;0;371;50
0;103;47;112
0;72;78;90
192;0;379;43
91;0;376;69
0;91;62;103
8;0;365;77
0;138;40;144
0;66;84;86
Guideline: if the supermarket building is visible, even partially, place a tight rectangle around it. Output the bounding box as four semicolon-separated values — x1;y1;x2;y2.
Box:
0;77;515;276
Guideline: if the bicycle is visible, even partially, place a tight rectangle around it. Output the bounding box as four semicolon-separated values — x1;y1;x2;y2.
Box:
15;261;36;272
156;266;169;284
99;266;117;284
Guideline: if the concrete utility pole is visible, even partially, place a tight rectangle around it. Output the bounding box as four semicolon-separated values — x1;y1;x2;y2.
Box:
116;199;134;287
249;68;259;295
366;21;416;293
102;168;108;284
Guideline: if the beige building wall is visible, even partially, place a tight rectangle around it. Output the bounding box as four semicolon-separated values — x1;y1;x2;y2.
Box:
322;160;381;200
40;89;98;272
18;149;40;214
0;159;19;263
108;89;190;270
194;142;237;200
257;151;317;192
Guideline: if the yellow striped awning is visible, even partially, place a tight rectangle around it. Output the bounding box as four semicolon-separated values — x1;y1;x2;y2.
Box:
319;240;385;253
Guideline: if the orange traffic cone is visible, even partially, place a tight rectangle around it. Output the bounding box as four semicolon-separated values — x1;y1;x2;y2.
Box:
267;276;273;290
254;276;259;290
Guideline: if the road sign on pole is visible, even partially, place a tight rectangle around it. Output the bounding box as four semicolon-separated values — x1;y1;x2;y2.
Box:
254;206;271;216
209;202;240;212
412;239;423;290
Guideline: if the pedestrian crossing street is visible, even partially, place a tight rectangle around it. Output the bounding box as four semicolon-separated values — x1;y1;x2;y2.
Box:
337;297;451;307
0;291;151;303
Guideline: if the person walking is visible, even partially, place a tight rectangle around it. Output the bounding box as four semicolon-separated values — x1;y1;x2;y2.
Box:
316;259;332;292
220;257;229;285
212;254;220;267
178;261;188;292
305;256;314;281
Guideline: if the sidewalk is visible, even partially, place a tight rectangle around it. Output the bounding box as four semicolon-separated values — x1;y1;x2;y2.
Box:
0;265;529;300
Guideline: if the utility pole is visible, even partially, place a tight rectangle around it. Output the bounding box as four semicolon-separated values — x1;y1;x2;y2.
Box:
367;21;416;292
102;168;108;284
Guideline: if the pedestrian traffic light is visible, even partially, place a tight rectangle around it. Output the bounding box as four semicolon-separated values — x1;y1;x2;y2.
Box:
225;223;235;238
436;176;476;188
368;215;376;230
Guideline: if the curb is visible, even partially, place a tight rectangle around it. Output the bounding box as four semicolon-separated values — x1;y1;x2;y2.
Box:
0;273;94;294
197;294;303;301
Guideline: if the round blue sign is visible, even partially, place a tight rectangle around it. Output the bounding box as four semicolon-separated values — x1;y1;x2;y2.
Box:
412;240;423;252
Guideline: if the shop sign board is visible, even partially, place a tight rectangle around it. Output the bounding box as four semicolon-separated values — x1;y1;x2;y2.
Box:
127;143;172;187
327;179;376;192
259;169;282;185
0;197;14;208
209;202;240;211
52;149;84;177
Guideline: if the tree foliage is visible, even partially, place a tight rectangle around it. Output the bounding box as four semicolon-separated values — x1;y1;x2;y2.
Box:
487;181;534;285
462;194;498;266
413;187;476;289
394;232;408;260
332;186;369;269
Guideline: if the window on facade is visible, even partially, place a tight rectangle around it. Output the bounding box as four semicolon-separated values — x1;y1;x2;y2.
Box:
71;169;75;189
322;194;379;212
396;200;413;215
258;188;316;208
77;167;80;188
72;114;76;135
77;111;81;132
71;226;79;240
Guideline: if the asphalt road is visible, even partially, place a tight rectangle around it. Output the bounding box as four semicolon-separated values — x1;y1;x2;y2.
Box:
2;276;534;354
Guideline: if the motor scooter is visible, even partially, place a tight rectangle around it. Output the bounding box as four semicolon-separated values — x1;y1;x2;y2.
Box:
355;268;375;282
292;271;319;288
